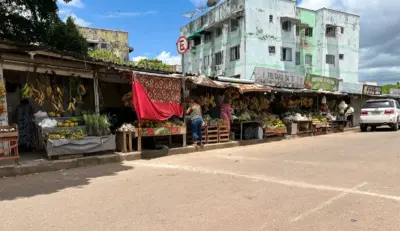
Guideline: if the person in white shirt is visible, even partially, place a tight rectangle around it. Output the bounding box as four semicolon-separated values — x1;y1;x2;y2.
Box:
344;104;355;127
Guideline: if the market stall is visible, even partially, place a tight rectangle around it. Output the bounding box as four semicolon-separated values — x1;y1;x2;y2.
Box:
116;72;186;152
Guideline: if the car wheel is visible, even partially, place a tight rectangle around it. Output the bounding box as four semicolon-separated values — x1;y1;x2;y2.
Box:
392;123;399;131
360;124;367;132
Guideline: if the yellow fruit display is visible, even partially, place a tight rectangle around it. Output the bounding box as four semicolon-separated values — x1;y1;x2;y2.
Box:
57;122;63;127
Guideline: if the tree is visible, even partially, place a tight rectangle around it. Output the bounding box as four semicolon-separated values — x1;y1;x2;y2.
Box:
382;83;400;94
0;0;88;54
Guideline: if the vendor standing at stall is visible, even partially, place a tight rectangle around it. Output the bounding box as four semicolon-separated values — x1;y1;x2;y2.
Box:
186;99;203;146
345;104;354;128
220;98;232;130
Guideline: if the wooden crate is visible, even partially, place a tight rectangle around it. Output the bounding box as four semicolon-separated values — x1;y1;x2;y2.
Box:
218;125;230;143
116;131;133;153
187;126;207;144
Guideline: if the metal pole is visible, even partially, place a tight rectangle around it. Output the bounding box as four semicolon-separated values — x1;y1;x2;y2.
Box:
93;70;100;114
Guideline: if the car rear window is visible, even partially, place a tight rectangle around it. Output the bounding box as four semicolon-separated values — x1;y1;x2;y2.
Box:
362;101;394;109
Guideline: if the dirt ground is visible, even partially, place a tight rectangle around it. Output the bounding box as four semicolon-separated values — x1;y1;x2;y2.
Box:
1;130;400;230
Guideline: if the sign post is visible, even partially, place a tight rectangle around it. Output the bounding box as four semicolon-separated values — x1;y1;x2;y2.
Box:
176;36;189;55
254;67;305;88
362;85;382;96
305;74;340;92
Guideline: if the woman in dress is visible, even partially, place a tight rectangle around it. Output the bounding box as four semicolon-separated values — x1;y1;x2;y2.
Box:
220;98;232;130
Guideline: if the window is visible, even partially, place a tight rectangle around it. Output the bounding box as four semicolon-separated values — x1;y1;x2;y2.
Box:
215;27;223;38
396;101;400;109
269;46;275;54
326;25;336;37
204;32;212;43
295;52;300;65
215;51;223;65
282;20;291;32
281;47;292;61
269;15;273;23
101;43;108;49
305;27;313;37
363;101;394;109
194;37;201;46
230;45;240;61
231;19;239;32
341;27;344;34
326;54;335;65
305;54;312;65
296;25;300;36
339;54;344;60
203;55;210;67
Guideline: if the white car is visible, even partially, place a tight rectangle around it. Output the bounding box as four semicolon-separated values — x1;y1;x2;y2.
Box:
360;99;400;132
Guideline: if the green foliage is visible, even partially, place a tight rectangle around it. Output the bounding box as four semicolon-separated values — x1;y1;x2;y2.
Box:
89;49;123;64
0;0;88;54
88;49;173;72
382;82;400;94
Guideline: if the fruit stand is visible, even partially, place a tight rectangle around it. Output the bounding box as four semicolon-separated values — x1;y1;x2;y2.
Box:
41;114;116;159
0;125;19;163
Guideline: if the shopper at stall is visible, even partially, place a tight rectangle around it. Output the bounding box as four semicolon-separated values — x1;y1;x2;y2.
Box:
344;104;354;128
186;99;203;146
220;98;232;130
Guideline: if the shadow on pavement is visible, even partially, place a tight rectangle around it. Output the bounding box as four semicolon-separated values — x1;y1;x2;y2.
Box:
0;163;133;201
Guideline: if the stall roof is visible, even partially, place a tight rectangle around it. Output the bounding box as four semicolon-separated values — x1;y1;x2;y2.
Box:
185;76;272;93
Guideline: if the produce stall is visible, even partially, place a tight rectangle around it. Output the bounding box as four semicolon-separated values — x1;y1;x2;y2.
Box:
116;119;186;152
0;125;19;163
40;114;116;158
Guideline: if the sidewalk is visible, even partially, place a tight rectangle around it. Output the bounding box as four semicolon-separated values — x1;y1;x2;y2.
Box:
0;128;359;178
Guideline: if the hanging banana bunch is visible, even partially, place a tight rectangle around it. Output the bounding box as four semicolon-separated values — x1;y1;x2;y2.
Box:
67;98;77;112
21;83;34;98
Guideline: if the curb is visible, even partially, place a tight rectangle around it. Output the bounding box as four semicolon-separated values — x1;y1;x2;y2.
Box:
0;129;358;178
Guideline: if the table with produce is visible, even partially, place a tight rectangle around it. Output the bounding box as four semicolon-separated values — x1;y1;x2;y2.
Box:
39;114;116;158
116;118;187;152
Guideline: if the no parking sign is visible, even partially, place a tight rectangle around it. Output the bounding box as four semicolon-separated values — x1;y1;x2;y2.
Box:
176;36;189;55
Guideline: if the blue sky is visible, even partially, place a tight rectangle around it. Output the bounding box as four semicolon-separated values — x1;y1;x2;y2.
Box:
58;0;218;64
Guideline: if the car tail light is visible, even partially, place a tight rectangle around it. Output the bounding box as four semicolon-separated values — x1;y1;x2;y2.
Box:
384;109;395;114
361;111;368;115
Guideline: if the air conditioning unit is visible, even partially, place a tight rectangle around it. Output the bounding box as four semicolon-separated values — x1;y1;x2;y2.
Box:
213;64;223;71
217;70;224;76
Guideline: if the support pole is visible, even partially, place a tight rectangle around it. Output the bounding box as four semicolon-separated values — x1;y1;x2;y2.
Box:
93;70;100;114
0;59;8;125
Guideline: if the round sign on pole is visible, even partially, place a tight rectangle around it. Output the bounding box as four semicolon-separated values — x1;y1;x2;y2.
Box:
176;36;189;55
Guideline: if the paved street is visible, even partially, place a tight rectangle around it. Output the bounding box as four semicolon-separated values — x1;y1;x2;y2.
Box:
1;131;400;230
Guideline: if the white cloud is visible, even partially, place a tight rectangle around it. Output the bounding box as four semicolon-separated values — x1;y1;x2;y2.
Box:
58;0;84;8
103;11;157;18
299;0;400;84
132;51;181;65
63;13;91;27
132;56;147;62
156;51;181;65
58;8;72;16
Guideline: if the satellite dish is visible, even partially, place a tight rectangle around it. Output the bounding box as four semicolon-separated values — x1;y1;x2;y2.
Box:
207;0;220;7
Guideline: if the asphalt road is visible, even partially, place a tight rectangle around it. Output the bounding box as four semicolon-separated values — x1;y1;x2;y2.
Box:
1;130;400;231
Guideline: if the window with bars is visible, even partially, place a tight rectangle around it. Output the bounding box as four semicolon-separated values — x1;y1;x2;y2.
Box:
194;37;201;46
295;52;301;65
296;25;300;36
203;55;210;68
215;27;223;38
326;25;336;37
305;27;313;37
231;19;239;32
281;47;292;61
339;54;344;60
326;54;335;65
269;46;275;54
269;15;273;23
215;51;224;65
282;21;291;32
204;32;212;43
230;45;240;61
305;54;312;65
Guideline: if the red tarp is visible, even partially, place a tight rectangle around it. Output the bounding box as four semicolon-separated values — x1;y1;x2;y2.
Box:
132;75;183;121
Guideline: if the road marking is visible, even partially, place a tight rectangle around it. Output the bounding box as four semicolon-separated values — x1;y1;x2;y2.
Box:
290;182;368;223
133;162;400;202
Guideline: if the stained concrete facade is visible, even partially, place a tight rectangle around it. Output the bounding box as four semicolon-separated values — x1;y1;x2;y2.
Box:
180;0;360;83
78;26;133;61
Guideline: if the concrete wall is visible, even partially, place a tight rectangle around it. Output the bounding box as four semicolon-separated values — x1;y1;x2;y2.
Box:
181;0;245;77
78;27;130;61
180;0;360;83
313;9;360;83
